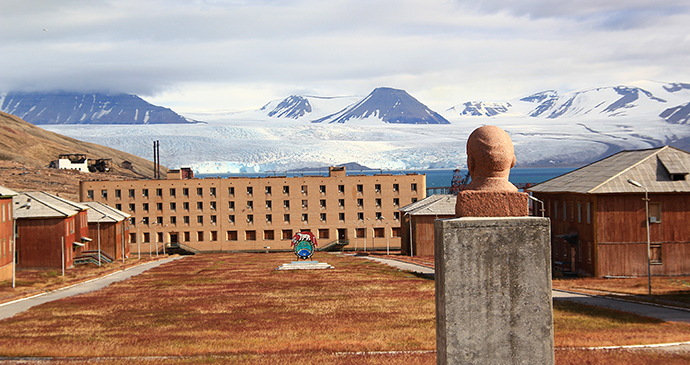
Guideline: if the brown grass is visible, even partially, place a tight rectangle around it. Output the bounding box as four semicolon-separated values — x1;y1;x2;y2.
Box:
2;253;690;364
553;276;690;307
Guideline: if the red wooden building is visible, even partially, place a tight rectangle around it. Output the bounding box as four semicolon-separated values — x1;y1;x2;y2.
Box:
529;146;690;277
82;202;131;261
13;192;91;269
400;194;456;257
0;186;18;282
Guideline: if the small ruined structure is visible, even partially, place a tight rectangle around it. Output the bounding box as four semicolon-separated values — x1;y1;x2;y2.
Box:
91;158;112;173
56;153;89;173
436;125;554;365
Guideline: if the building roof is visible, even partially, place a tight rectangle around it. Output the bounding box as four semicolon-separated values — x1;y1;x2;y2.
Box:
81;201;130;223
400;194;456;216
0;186;18;198
13;191;88;219
528;146;690;194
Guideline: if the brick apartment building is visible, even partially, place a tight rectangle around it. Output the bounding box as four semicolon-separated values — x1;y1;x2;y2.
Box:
79;167;426;253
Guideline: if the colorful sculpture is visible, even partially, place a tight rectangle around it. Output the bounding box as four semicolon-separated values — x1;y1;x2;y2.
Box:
291;231;318;259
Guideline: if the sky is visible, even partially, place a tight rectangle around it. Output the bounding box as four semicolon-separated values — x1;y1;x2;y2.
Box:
2;0;690;114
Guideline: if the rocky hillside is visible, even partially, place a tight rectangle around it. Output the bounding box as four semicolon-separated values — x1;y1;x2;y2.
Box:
0;111;164;199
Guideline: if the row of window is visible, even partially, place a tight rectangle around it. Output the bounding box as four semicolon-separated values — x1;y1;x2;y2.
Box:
88;183;418;200
130;211;401;227
130;227;402;243
115;197;407;214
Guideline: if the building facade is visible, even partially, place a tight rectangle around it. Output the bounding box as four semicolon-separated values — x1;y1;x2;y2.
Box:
82;202;131;261
0;187;17;281
79;167;426;253
400;194;456;257
529;146;690;277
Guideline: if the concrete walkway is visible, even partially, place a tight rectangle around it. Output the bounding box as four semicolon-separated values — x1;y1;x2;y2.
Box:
360;255;690;324
0;256;184;321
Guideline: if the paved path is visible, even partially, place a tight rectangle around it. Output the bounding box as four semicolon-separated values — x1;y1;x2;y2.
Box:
360;255;690;324
0;256;184;321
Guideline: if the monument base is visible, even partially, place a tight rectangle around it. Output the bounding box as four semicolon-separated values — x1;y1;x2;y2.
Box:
455;190;528;217
435;217;554;365
276;261;334;270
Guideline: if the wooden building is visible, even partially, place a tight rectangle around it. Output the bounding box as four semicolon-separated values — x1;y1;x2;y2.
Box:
80;167;425;253
82;202;131;261
529;146;690;277
13;192;91;269
0;186;18;281
400;194;456;257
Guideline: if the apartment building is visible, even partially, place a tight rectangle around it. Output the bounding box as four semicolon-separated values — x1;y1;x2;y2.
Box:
79;167;426;253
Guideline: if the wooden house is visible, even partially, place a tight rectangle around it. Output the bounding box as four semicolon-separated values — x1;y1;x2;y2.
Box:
82;202;131;261
0;186;18;281
13;192;91;269
400;194;456;257
528;146;690;277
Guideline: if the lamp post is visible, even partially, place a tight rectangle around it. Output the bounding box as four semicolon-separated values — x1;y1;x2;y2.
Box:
150;222;157;258
404;211;414;257
528;195;545;217
351;221;358;252
13;199;31;288
366;218;372;252
381;216;390;255
97;214;107;267
627;179;652;295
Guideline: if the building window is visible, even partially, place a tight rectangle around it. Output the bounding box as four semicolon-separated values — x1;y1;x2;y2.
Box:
357;184;363;193
339;213;345;221
229;201;235;210
284;214;290;222
651;244;662;264
282;229;293;240
320;213;326;222
211;231;218;241
170;188;176;197
170;202;177;211
183;202;190;211
266;214;272;223
143;232;150;243
228;187;235;196
301;200;308;208
157;203;163;211
411;183;417;192
157;216;163;225
563;201;567;221
129;217;136;225
142;189;149;198
375;212;382;220
247;186;253;196
197;231;204;241
392;227;401;237
143;203;149;212
375;198;381;207
283;186;290;195
357;199;363;207
393;184;399;192
229;215;235;224
183;216;190;224
210;201;217;210
129;189;135;198
577;203;582;223
197;202;203;211
338;185;345;193
115;204;122;211
319;229;329;239
156;188;162;197
393;198;399;206
247;201;254;210
375;184;381;192
356;228;365;238
319;185;326;194
246;230;257;241
649;202;662;223
184;232;190;242
170;216;177;225
228;231;238;241
87;190;94;199
411;198;418;203
320;199;326;208
265;186;272;195
266;200;272;210
302;213;308;222
197;216;203;224
553;201;558;220
264;230;275;240
301;185;308;195
183;188;189;197
338;199;345;207
129;203;135;212
247;214;254;224
374;228;384;238
157;232;163;242
357;212;364;221
394;211;400;220
197;188;203;197
284;200;290;208
115;189;121;198
210;215;217;224
210;187;216;196
129;233;136;243
586;202;591;224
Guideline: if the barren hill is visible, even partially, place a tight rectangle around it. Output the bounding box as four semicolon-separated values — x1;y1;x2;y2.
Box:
0;111;163;200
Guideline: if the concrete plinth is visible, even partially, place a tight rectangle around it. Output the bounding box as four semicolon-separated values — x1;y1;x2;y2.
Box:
435;217;553;365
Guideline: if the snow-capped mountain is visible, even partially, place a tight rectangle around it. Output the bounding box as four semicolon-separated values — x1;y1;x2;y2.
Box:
0;91;195;125
447;101;512;117
312;87;449;124
259;95;361;121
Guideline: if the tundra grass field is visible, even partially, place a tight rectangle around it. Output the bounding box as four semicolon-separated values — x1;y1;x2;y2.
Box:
1;253;690;364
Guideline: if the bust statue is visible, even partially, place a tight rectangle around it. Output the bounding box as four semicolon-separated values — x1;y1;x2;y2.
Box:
465;125;518;192
455;125;527;217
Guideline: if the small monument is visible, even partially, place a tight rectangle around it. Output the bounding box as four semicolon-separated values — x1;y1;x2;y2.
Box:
436;125;554;365
276;231;333;270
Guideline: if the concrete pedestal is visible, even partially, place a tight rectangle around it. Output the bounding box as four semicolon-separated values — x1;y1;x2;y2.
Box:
435;217;553;365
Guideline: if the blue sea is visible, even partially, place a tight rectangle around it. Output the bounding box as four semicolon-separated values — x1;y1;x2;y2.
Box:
197;167;576;191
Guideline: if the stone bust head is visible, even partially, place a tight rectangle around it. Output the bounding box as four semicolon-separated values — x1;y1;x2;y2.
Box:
465;125;518;192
